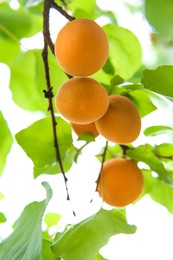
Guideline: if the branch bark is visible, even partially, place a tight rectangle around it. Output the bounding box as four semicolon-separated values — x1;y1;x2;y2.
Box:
42;0;74;204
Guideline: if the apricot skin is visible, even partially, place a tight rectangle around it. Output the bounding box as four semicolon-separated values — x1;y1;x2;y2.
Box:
55;18;109;76
95;95;141;144
55;77;109;124
70;122;99;137
97;158;144;207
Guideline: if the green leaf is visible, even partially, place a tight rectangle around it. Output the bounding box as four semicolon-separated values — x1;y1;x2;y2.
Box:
34;146;76;177
103;24;142;79
9;51;46;111
141;66;173;98
52;208;136;260
0;182;52;260
0;212;6;223
97;9;117;24
125;90;157;117
67;0;96;18
15;116;74;178
105;145;123;161
126;145;172;184
77;132;96;143
102;58;115;75
8;50;67;112
44;213;61;228
141;169;155;196
145;0;173;40
144;125;173;137
94;253;108;260
40;240;59;260
0;111;13;175
150;179;173;214
153;143;173;157
0;38;20;64
109;84;157;117
0;2;42;40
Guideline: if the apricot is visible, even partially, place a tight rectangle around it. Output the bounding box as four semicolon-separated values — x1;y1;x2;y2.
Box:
95;95;141;144
70;122;99;138
55;18;109;76
55;77;109;124
97;158;144;207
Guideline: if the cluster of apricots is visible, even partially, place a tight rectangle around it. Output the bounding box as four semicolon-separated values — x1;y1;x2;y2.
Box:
55;18;144;208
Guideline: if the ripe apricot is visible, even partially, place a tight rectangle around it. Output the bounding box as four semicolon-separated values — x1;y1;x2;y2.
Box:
95;95;141;144
97;158;144;207
55;18;109;76
55;77;109;124
70;122;99;137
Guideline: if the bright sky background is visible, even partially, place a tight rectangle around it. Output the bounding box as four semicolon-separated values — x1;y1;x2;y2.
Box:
1;0;173;259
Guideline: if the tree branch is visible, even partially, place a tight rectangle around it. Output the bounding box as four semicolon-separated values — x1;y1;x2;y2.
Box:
42;0;73;204
49;0;75;21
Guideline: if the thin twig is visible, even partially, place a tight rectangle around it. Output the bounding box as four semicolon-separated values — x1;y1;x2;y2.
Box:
97;141;108;181
49;0;75;21
42;0;55;54
90;141;108;203
42;0;72;204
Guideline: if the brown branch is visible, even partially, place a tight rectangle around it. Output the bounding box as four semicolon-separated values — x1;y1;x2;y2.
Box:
42;0;74;207
42;0;55;54
49;0;75;21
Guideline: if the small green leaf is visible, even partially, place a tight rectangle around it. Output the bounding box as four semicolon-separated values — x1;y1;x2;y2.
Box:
103;24;142;79
141;66;173;98
68;0;96;18
0;182;52;260
110;75;124;86
52;208;136;260
145;0;173;40
44;213;61;228
150;179;173;214
0;212;6;223
141;169;155;196
144;125;173;137
125;90;157;117
94;253;108;260
77;132;96;143
102;58;115;75
105;145;123;161
153;143;173;157
0;111;13;175
126;145;172;184
15;117;74;178
40;240;59;260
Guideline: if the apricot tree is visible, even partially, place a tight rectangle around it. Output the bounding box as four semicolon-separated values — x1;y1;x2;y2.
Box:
0;0;173;259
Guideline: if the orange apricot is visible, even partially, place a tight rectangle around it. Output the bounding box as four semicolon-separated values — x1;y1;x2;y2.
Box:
97;158;144;207
55;77;109;124
55;18;109;76
70;122;99;137
95;95;141;144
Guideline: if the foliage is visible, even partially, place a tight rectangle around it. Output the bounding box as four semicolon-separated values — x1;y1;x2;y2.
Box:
0;0;173;259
